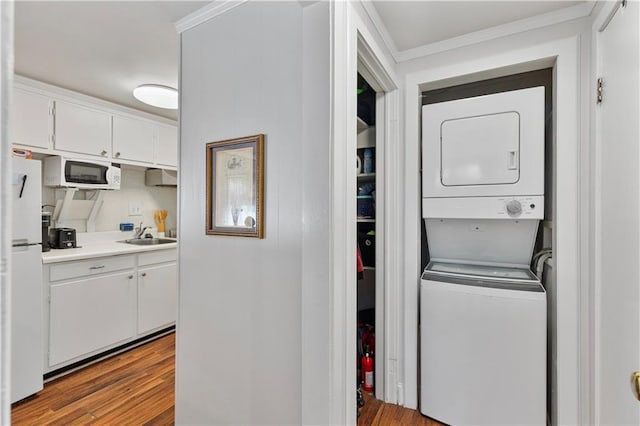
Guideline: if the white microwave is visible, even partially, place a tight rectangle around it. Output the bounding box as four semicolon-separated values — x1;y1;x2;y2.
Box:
44;156;121;189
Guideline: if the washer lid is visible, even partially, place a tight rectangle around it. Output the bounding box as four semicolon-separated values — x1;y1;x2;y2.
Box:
427;261;537;281
423;261;543;292
425;218;540;268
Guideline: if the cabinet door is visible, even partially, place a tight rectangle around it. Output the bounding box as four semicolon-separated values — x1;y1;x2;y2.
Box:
49;271;136;366
112;115;155;163
11;88;51;149
54;100;111;158
138;263;177;334
155;124;178;167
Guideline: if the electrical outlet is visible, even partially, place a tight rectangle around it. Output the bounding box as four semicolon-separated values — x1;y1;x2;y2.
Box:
129;201;142;216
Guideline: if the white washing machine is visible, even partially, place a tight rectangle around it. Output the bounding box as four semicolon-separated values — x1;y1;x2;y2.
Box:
420;262;546;425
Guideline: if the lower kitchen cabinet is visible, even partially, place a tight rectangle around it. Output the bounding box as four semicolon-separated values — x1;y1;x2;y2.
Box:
44;249;177;372
138;263;177;334
49;271;136;366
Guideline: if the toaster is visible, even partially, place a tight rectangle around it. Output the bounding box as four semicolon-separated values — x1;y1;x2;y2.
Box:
49;227;77;249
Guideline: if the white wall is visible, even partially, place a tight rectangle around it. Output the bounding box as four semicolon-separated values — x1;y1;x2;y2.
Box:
176;2;310;424
43;166;177;233
396;15;593;423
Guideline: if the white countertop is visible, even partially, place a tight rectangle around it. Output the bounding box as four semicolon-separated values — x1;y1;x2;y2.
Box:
42;231;177;264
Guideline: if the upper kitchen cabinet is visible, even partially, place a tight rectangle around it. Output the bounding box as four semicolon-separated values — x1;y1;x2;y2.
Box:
113;116;177;167
112;114;156;163
54;100;112;158
155;124;178;168
11;88;52;150
13;77;177;169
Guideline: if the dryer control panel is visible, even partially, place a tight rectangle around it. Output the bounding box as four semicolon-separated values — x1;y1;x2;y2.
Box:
423;195;544;220
502;197;539;218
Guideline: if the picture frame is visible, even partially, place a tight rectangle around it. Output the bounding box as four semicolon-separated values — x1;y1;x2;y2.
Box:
206;134;265;238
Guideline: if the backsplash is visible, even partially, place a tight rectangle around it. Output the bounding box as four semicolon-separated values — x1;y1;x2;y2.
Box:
42;166;177;233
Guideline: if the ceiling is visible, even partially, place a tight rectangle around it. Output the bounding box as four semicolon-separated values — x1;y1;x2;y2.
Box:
14;1;588;121
370;1;586;52
14;1;208;120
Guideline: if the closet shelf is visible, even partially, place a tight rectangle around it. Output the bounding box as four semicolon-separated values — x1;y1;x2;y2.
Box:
357;173;376;181
357;218;375;223
357;116;369;133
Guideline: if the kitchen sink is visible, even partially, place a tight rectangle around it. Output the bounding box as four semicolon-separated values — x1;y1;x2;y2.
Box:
119;238;176;246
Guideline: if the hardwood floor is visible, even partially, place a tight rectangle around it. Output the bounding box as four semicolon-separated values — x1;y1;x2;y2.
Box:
13;333;440;425
11;333;176;425
358;392;444;426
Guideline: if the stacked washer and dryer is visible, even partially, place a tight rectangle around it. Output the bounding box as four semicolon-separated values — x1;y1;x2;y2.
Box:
420;86;547;425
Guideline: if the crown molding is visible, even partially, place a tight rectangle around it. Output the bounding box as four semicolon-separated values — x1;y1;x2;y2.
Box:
395;2;597;63
175;0;248;34
359;0;401;64
361;1;597;64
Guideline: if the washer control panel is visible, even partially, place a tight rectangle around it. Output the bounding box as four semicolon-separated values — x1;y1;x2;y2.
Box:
500;197;539;217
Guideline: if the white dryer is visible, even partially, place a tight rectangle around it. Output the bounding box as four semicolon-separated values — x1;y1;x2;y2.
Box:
422;86;545;220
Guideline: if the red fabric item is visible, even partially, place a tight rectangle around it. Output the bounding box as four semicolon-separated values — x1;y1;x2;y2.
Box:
356;248;365;274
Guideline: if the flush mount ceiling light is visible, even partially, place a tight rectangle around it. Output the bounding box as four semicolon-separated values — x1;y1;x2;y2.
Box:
133;84;178;109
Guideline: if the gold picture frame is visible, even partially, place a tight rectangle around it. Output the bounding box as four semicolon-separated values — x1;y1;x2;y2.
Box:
206;134;264;238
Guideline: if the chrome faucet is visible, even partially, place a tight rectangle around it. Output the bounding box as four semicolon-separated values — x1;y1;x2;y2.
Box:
134;222;151;239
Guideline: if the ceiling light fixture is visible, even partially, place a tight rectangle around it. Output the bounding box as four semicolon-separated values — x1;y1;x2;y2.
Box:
133;84;178;109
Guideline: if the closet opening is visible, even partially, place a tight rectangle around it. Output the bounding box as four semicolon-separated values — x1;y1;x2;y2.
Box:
419;67;556;425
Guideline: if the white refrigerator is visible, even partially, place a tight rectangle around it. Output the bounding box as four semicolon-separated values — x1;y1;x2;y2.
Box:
11;157;43;403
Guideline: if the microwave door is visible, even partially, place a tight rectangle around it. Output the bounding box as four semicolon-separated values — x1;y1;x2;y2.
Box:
65;160;108;185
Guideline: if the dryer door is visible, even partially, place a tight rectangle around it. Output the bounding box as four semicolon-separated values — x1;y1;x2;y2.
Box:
441;112;519;186
422;86;544;198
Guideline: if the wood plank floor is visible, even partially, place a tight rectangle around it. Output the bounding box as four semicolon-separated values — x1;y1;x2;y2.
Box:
11;333;176;425
13;332;439;425
358;392;444;426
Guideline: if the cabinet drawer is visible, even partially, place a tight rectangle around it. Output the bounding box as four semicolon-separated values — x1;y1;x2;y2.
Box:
138;249;176;266
50;255;135;282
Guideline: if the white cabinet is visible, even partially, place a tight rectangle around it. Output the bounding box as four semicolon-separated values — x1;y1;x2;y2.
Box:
44;249;177;371
138;263;177;334
49;271;136;366
156;124;178;167
54;100;112;158
11;88;51;150
112;114;156;163
112;115;178;167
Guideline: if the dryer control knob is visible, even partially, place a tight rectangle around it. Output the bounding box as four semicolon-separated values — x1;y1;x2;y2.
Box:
506;200;522;217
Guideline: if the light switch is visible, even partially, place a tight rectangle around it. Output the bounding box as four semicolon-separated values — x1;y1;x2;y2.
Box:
129;201;142;216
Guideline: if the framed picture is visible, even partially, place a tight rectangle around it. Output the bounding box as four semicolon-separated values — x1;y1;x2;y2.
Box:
206;134;265;238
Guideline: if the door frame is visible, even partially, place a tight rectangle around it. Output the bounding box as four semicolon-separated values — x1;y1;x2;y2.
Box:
327;2;400;423
0;0;13;421
402;36;586;424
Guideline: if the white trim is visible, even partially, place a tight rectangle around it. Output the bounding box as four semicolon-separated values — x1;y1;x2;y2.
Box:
174;0;247;34
0;0;13;421
329;1;353;423
360;1;596;64
359;0;401;63
351;0;402;407
403;37;584;423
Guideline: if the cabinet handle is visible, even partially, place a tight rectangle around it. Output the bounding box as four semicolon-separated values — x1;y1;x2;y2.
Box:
89;265;105;270
101;150;107;156
128;275;134;279
115;152;121;158
141;272;147;277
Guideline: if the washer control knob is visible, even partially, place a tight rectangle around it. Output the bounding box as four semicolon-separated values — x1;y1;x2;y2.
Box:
506;200;522;217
